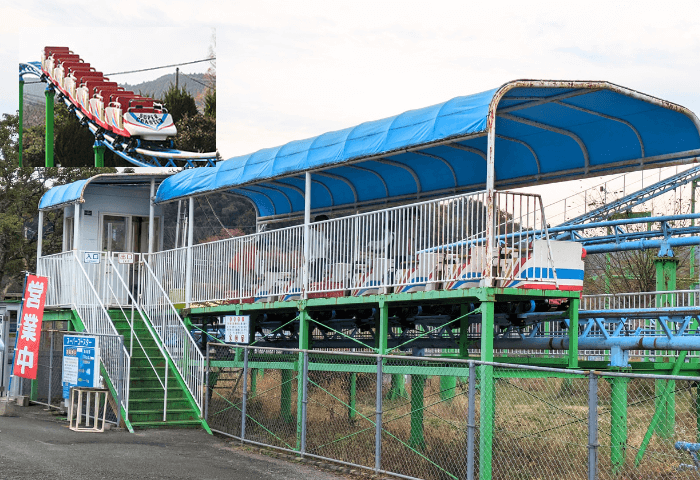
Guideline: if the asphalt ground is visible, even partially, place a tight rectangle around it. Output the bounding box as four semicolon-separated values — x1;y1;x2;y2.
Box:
0;404;348;480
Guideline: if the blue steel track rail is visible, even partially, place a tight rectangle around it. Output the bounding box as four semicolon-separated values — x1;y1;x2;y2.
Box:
20;61;216;168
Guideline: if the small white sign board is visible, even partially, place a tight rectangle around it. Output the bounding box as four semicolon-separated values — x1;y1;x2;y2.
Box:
118;253;134;264
84;252;101;264
224;315;250;344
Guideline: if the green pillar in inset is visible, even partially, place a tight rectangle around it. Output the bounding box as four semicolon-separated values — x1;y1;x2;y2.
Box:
376;300;388;354
30;379;38;401
19;79;24;167
93;142;106;168
439;374;456;402
479;300;495;480
610;376;629;474
45;86;55;168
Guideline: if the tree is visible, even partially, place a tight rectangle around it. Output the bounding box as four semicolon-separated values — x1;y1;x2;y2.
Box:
161;84;198;124
174;113;216;153
204;88;215;118
0;113;116;297
22;102;127;167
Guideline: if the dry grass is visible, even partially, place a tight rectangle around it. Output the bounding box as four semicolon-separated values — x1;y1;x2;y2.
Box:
209;367;698;480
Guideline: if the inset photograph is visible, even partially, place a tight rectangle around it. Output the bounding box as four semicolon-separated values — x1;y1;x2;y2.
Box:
18;28;216;168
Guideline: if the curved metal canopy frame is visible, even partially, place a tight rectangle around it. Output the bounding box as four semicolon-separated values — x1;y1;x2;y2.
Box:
154;80;700;220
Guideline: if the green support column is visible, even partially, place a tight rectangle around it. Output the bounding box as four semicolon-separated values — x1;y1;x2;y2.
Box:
376;299;388;354
348;372;357;421
655;379;675;439
479;300;495;480
19;80;23;167
30;379;38;402
568;297;579;368
409;373;426;450
439;349;456;402
459;303;471;358
45;86;55;168
654;257;678;438
610;376;629;474
281;369;294;423
93;142;106;168
250;368;257;396
296;308;310;448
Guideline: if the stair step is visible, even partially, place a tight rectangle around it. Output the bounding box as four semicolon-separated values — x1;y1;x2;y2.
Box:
130;419;202;429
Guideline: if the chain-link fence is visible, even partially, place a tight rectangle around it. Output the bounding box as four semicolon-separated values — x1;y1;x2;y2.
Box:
18;325;123;426
206;344;700;479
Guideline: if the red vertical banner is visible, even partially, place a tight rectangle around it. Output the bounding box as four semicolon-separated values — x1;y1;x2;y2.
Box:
13;275;49;380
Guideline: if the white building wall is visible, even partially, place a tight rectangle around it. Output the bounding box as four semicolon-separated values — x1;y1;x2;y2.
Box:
63;184;163;252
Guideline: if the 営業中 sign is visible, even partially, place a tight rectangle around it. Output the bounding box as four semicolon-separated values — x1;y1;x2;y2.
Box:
13;275;49;380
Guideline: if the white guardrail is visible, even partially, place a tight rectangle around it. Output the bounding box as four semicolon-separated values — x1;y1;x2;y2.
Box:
38;251;131;416
582;290;700;310
149;190;558;305
140;256;205;412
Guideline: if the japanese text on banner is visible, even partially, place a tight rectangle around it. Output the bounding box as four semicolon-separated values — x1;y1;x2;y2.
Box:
13;275;49;379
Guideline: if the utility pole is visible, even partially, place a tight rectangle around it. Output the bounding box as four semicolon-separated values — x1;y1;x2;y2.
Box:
175;67;179;90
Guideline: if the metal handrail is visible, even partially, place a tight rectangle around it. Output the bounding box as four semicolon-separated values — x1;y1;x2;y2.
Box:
106;255;170;421
141;255;205;412
70;252;131;418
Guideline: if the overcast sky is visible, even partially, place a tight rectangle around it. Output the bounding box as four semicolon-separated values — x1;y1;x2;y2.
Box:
1;0;699;208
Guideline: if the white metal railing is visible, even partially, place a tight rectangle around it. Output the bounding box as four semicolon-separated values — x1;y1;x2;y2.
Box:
147;190;559;305
582;290;700;310
38;251;76;307
106;255;171;421
70;253;131;418
141;255;205;412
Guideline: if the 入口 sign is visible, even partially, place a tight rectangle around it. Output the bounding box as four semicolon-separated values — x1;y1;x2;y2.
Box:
13;275;49;380
84;252;101;264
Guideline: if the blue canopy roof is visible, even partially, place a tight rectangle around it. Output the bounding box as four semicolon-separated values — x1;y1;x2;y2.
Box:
39;174;170;211
39;179;89;210
155;80;700;218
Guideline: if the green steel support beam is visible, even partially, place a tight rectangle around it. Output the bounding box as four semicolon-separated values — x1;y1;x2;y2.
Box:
611;376;629;474
30;379;37;401
635;351;687;466
93;143;106;168
568;297;579;368
409;373;426;450
459;303;471;358
296;308;310;448
439;350;456;402
281;369;294;424
250;368;257;396
377;299;388;354
479;301;495;480
45;87;54;168
654;379;675;439
386;373;407;400
349;372;357;421
18;80;23;167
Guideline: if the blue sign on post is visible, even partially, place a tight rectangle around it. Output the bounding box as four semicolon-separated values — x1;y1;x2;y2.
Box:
62;335;100;399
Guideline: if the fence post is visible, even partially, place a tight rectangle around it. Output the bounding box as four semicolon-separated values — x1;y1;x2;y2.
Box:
375;355;383;474
48;330;54;408
467;361;476;480
205;344;210;422
116;336;123;427
300;351;309;456
588;371;598;480
241;347;248;440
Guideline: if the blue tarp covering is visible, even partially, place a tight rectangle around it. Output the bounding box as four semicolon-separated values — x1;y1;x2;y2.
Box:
39;180;89;210
155;81;700;217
